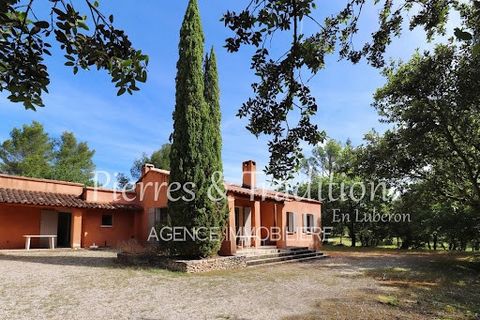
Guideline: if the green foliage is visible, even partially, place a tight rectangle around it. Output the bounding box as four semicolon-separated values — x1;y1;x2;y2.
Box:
169;0;227;258
300;139;393;248
130;144;171;180
366;42;480;208
391;182;480;250
203;47;228;249
302;139;352;177
223;0;457;180
0;121;53;178
115;172;133;190
356;24;480;249
204;48;222;174
0;121;96;184
116;143;171;189
51;132;95;185
0;0;148;110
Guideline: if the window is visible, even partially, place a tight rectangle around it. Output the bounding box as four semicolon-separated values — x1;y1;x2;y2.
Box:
154;208;169;226
304;214;315;233
101;214;113;227
286;212;295;233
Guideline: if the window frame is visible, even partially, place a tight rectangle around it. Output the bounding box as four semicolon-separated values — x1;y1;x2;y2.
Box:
304;214;315;233
101;213;113;228
286;212;295;234
154;207;169;226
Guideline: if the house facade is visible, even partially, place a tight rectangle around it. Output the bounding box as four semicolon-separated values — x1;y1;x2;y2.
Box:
0;160;322;255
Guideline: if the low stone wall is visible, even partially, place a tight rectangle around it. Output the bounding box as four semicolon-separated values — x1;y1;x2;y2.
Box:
117;253;246;273
170;256;247;273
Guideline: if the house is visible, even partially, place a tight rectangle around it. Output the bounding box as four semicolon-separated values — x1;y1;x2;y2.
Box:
0;160;322;255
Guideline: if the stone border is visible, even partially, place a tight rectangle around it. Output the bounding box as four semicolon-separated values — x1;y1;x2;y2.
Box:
117;253;246;273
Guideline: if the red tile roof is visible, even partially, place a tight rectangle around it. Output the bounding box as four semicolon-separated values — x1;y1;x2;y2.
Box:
225;183;321;204
140;168;321;204
0;188;141;210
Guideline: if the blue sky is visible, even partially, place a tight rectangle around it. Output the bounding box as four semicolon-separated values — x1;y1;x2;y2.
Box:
0;1;458;187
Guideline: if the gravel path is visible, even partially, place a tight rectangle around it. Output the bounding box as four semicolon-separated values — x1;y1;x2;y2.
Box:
0;249;428;320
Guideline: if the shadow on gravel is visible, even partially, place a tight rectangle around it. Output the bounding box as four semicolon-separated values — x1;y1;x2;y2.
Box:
285;252;480;320
0;252;118;268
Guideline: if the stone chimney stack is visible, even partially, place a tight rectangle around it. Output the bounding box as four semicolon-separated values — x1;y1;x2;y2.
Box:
142;163;155;176
242;160;256;189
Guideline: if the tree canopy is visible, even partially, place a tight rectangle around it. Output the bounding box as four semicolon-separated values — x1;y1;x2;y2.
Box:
223;0;480;180
360;41;480;209
51;131;95;185
0;0;148;110
346;28;480;250
130;143;171;180
116;143;171;190
0;121;52;178
0;121;96;184
3;1;479;181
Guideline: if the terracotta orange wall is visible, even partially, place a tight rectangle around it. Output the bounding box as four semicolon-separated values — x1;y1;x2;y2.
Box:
220;196;237;255
71;209;83;249
0;204;41;249
82;209;136;248
260;201;276;240
0;174;83;195
83;187;138;204
283;200;322;249
134;170;169;243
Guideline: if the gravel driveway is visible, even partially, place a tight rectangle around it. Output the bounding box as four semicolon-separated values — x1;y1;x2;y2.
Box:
0;249;453;320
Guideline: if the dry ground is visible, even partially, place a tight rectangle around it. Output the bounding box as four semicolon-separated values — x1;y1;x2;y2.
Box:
0;248;478;320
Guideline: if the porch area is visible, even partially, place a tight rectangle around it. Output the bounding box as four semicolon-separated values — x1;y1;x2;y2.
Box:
0;202;138;250
0;204;84;250
220;195;288;256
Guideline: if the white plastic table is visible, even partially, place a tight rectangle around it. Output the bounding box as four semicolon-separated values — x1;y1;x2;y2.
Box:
23;235;57;250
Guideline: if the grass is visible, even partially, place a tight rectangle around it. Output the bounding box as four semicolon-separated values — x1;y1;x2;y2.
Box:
326;236;480;252
283;249;480;320
325;236;399;248
376;295;400;306
364;253;480;319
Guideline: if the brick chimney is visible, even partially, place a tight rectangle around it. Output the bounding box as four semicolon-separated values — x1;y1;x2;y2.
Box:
142;163;155;176
242;160;256;189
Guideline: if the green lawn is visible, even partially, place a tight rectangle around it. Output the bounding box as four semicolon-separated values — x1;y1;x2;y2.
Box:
325;236;479;252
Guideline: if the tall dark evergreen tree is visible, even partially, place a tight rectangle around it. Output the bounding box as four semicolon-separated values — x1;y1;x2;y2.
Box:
204;49;222;166
169;0;225;257
204;48;228;252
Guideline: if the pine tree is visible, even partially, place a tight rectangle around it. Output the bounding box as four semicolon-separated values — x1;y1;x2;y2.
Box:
51;132;96;185
0;121;53;177
0;122;96;184
169;0;225;257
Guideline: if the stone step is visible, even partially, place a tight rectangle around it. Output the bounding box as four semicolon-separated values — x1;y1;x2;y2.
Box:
237;249;283;256
248;253;327;267
237;246;310;257
246;251;324;266
244;249;314;261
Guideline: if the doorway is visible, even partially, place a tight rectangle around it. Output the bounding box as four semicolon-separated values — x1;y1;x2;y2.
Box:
57;212;71;248
40;211;58;248
235;206;252;247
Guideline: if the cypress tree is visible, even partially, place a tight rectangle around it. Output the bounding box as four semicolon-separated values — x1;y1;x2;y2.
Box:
169;0;225;257
204;48;222;171
203;48;228;253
